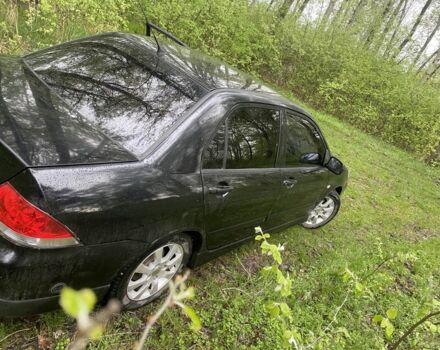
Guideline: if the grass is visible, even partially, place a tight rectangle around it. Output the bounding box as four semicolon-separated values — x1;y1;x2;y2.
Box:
0;107;439;349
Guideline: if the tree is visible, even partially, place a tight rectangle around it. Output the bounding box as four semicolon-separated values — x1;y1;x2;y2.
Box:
393;0;433;59
278;0;296;19
346;0;364;27
364;0;394;47
291;0;311;19
411;13;440;69
383;0;409;57
376;0;406;53
426;59;440;79
320;0;337;30
417;47;440;72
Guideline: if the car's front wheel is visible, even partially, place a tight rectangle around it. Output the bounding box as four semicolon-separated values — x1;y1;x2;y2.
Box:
302;192;340;229
109;235;192;310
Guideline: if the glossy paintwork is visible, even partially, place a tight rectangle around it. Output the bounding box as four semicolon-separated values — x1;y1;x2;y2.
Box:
0;33;348;316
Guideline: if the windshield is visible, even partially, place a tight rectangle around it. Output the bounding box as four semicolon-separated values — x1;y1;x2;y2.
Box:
25;40;199;158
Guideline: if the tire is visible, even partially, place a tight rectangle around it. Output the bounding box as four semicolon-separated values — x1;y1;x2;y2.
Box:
108;234;192;310
302;191;340;229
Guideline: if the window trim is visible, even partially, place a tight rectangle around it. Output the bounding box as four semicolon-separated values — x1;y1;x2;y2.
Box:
280;108;329;168
201;102;283;171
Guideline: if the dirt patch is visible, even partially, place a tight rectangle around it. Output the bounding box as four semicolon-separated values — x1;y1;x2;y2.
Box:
394;276;415;296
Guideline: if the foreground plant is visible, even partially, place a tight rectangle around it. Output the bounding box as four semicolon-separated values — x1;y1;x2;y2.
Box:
255;226;300;348
134;270;201;350
60;288;121;350
60;270;200;350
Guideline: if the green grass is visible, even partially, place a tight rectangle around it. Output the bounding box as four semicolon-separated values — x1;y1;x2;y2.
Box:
0;108;439;349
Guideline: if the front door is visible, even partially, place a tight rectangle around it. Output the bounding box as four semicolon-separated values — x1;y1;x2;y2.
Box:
268;110;329;227
202;105;282;249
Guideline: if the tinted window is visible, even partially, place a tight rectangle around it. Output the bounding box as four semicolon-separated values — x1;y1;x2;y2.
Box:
203;121;226;169
285;113;325;166
25;44;198;157
203;107;280;169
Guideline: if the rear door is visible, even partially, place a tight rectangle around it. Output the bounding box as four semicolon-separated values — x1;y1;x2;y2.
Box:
202;104;282;249
268;110;329;227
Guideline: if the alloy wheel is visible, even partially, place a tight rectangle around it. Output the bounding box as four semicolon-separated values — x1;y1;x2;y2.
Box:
303;196;336;228
126;243;184;301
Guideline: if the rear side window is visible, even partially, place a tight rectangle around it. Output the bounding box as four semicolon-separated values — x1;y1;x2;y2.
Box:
203;106;280;169
25;43;198;157
285;113;325;166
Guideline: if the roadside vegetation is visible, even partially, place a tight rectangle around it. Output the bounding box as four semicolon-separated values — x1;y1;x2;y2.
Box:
0;0;439;349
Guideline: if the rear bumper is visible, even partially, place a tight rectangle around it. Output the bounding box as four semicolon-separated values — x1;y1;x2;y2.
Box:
0;285;109;318
0;238;147;317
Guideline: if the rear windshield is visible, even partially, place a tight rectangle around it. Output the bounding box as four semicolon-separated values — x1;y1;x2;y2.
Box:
25;41;199;157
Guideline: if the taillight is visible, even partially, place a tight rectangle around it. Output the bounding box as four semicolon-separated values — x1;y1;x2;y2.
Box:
0;182;79;248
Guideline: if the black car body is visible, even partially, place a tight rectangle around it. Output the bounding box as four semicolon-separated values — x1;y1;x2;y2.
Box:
0;31;347;317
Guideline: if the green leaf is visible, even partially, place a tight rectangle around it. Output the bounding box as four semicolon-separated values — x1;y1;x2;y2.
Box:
79;289;97;312
427;321;438;333
380;318;391;329
60;287;80;318
372;314;383;324
182;305;201;331
266;302;280;318
385;323;394;340
180;287;196;300
342;268;352;283
386;307;398;320
59;287;97;319
255;235;263;241
355;282;364;293
279;302;291;317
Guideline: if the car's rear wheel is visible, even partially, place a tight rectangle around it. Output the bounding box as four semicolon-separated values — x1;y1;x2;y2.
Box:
302;192;340;229
109;235;192;310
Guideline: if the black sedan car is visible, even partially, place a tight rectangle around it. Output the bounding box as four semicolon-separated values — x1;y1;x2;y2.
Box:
0;28;347;317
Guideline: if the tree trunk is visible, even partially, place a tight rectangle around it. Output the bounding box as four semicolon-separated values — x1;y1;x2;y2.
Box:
417;47;440;72
320;0;337;30
383;0;409;57
332;0;354;28
365;0;394;47
346;0;364;27
427;61;440;79
411;15;440;68
293;0;311;19
393;0;433;59
375;0;405;53
278;0;296;19
267;0;276;11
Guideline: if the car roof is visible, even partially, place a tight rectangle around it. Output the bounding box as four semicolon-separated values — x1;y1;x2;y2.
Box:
29;32;306;114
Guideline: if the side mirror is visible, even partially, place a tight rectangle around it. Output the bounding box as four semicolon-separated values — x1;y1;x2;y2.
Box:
326;156;344;175
299;152;321;165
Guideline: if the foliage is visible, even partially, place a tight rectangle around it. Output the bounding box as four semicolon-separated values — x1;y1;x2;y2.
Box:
0;0;438;163
60;287;120;349
255;226;298;347
58;271;199;350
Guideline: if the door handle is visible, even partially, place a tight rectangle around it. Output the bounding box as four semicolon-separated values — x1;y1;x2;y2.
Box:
208;184;234;195
282;177;297;189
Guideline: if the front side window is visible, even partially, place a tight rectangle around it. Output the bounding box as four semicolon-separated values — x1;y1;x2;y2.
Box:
203;106;280;169
285;112;325;166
